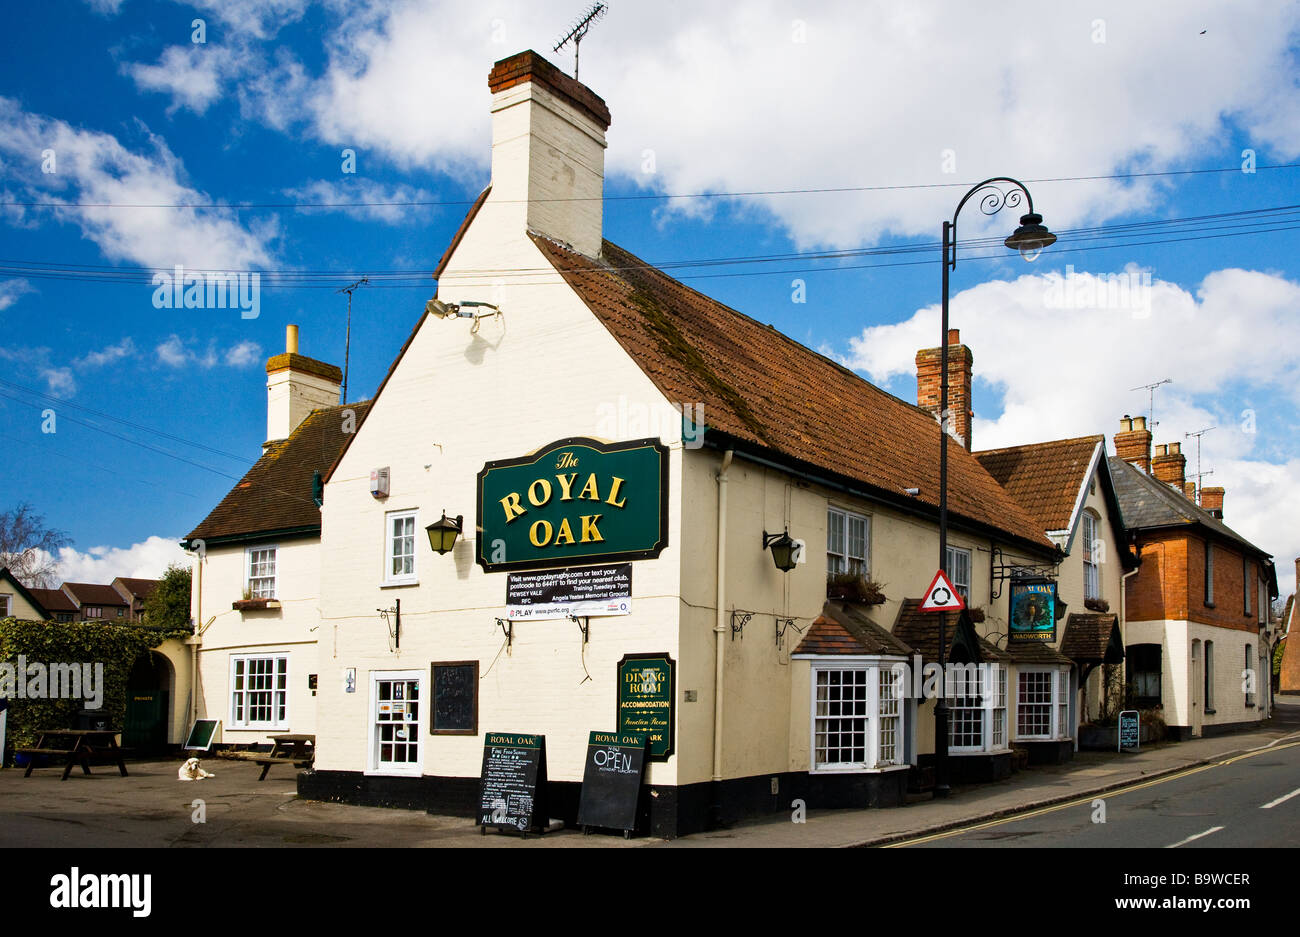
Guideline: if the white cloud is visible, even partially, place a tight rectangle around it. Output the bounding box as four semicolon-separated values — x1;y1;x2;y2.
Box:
0;346;78;397
126;44;253;115
278;0;1300;248
0;278;34;310
281;178;434;223
75;337;136;369
842;263;1300;593
156;334;259;369
52;535;189;584
0;97;276;271
224;339;261;366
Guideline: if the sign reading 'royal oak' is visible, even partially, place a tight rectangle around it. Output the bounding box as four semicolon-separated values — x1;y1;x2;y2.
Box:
476;437;668;572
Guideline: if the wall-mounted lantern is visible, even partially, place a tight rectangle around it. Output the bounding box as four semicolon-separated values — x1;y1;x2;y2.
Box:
762;529;798;572
426;511;463;555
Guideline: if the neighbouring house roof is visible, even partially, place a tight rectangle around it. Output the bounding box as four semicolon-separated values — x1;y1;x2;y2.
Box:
889;599;1009;666
1060;612;1124;665
61;582;128;607
793;601;914;657
185;401;372;546
28;587;77;613
113;577;159;602
529;235;1057;558
1;567;53;618
1108;456;1272;563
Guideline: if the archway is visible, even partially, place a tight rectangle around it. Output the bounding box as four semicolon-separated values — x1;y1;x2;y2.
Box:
123;651;174;752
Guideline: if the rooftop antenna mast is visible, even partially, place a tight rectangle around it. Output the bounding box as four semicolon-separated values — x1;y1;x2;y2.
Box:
1184;426;1215;502
336;277;368;404
1130;378;1172;431
553;2;607;80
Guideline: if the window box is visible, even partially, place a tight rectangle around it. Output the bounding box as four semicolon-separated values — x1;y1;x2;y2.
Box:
232;598;282;611
1084;597;1110;613
825;574;886;605
967;606;986;623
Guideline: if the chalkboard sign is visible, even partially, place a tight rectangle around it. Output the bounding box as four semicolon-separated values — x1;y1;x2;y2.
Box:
432;662;478;735
477;733;548;834
184;719;220;751
577;731;648;836
1118;710;1140;752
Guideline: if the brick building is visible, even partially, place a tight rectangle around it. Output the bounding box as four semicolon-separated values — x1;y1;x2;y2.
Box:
1109;416;1278;737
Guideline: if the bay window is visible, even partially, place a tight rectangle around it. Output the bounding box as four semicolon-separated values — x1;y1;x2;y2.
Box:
805;659;910;772
947;663;1007;753
1016;666;1072;740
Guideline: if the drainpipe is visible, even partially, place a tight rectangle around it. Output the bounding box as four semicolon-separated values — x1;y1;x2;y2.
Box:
711;449;734;825
189;548;202;729
1118;563;1140;720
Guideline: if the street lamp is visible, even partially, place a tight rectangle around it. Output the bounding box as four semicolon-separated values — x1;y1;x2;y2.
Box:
934;178;1054;800
425;511;463;555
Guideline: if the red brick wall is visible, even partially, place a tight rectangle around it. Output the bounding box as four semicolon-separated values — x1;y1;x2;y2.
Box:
1126;530;1262;634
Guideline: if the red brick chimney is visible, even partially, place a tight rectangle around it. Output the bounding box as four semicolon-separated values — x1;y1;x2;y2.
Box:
1201;486;1225;518
1151;442;1186;491
1183;481;1197;501
1114;415;1153;473
916;328;974;450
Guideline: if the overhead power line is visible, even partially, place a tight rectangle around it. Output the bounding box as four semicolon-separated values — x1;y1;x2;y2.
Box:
1;163;1298;211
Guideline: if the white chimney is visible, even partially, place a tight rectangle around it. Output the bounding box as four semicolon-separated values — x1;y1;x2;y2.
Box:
265;324;341;445
486;51;610;258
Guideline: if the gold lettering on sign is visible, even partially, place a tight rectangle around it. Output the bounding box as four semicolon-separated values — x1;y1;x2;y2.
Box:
527;478;552;507
556;451;579;469
578;473;601;501
605;476;627;508
500;492;526;523
580;514;604;543
529;520;553;547
554;517;576;546
555;473;578;501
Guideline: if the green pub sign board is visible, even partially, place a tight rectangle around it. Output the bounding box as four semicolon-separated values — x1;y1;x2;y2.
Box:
1009;580;1056;642
477;437;669;572
617;653;675;761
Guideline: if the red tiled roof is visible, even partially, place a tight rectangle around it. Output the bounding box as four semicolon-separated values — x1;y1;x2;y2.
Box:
530;235;1055;555
975;436;1102;533
62;582;128;607
793;601;914;656
113;577;160;601
889;598;1010;666
1060;612;1123;664
186;401;371;544
28;587;77;613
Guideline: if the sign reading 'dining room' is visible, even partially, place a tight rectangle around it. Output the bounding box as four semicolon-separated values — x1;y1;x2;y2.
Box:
506;564;632;620
477;437;668;572
1009;580;1057;642
617;653;675;760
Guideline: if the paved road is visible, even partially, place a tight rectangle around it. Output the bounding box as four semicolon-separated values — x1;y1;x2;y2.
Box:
901;736;1300;848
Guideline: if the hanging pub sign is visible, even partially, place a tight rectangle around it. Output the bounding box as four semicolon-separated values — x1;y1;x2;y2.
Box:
617;653;675;761
476;732;548;834
505;564;632;620
477;437;668;572
1009;580;1057;642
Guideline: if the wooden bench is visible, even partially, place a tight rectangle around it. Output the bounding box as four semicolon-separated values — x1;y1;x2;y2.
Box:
224;734;315;781
18;729;129;781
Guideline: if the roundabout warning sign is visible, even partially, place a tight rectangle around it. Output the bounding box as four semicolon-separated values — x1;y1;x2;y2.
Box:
920;569;966;612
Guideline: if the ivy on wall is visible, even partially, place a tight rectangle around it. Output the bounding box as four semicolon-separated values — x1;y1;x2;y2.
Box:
0;617;191;766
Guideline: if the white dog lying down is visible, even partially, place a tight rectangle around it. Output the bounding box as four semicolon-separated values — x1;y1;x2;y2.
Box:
178;757;215;781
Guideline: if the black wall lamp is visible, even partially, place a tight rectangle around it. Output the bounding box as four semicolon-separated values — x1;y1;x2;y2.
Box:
426;511;463;555
762;529;798;572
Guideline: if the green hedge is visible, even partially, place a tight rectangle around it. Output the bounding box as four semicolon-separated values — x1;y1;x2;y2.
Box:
0;617;190;766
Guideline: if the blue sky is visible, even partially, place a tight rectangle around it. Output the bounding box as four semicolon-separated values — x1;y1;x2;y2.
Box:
1;1;1298;596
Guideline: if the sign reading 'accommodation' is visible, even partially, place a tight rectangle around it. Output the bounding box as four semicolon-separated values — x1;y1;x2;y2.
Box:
477;437;668;572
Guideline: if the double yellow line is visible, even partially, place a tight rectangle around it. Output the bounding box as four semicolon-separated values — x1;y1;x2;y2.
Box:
883;737;1300;847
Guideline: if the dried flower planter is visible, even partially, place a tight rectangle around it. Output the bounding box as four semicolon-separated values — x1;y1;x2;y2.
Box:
1084;598;1111;613
967;607;986;623
826;575;887;606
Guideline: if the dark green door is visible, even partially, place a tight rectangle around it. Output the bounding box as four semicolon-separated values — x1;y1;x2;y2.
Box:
124;692;168;750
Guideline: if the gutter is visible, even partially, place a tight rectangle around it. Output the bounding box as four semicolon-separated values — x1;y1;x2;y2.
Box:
712;449;734;823
179;525;321;551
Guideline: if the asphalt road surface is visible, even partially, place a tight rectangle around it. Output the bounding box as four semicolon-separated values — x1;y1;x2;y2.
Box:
902;736;1300;848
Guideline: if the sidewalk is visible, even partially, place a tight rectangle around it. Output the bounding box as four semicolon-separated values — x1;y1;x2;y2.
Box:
653;705;1300;848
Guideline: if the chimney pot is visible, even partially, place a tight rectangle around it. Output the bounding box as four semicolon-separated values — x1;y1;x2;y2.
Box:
1134;416;1147;430
947;328;960;345
286;324;299;355
1114;414;1153;473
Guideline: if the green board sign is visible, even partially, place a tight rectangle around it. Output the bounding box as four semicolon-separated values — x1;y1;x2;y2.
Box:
477;437;668;572
617;653;675;761
1009;580;1056;642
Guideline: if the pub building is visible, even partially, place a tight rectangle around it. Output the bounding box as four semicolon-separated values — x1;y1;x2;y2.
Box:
184;51;1137;837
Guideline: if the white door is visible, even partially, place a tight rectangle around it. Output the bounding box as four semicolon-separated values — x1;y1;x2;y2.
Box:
368;670;424;776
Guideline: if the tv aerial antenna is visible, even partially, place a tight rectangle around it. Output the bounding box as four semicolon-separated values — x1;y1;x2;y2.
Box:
1184;426;1215;502
1130;378;1171;430
336;277;368;404
554;3;608;80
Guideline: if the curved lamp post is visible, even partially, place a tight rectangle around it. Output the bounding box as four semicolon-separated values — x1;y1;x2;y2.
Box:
934;178;1054;799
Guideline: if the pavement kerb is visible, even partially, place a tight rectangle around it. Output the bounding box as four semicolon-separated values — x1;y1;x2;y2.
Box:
846;729;1300;848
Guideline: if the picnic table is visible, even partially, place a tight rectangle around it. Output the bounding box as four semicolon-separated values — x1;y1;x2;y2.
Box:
226;733;315;780
17;729;129;781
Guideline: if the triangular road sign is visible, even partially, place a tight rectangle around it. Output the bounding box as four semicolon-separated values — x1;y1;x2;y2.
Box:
919;569;966;612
